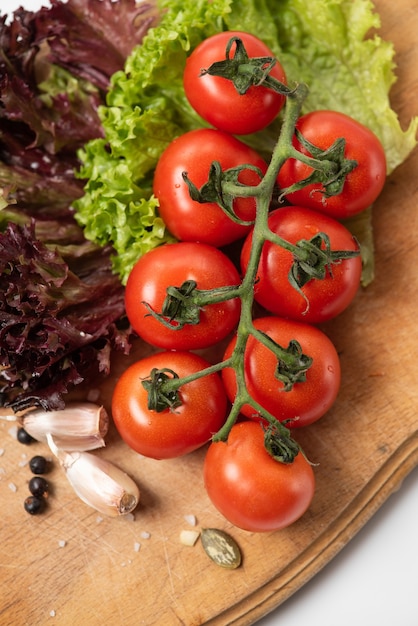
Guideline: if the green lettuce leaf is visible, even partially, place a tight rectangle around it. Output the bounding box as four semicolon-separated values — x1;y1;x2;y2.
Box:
262;0;418;174
74;0;417;284
75;0;232;282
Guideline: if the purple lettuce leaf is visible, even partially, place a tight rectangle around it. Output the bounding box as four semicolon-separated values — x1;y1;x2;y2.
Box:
34;0;159;91
0;0;159;410
0;0;159;210
0;221;130;412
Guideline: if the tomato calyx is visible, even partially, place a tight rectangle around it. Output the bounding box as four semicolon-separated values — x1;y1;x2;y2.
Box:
274;339;312;390
182;161;262;225
142;280;201;329
280;131;358;200
282;232;360;311
253;329;312;391
142;279;242;330
289;233;360;287
263;423;300;464
199;36;292;97
141;368;182;412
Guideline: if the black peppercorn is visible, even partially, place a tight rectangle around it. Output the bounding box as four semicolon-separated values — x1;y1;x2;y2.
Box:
24;495;45;515
17;428;36;445
28;476;49;497
29;455;48;475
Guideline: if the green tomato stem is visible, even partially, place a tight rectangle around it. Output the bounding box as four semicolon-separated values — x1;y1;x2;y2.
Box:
152;82;311;454
159;357;234;392
143;40;361;462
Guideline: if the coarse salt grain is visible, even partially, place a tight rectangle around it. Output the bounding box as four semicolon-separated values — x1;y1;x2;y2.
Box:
184;514;197;527
50;610;56;617
133;542;141;552
140;531;151;539
8;425;18;439
8;482;17;492
58;540;67;548
0;449;4;456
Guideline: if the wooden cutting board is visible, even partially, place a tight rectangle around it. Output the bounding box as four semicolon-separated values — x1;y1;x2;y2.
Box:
1;1;417;624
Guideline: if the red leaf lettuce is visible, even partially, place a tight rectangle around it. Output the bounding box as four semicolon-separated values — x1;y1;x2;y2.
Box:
0;0;159;411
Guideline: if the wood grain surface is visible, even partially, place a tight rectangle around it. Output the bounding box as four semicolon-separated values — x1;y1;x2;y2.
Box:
1;1;417;624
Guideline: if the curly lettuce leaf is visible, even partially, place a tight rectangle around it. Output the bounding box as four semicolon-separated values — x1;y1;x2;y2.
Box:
0;0;158;213
0;0;158;410
34;0;159;91
0;222;130;412
75;0;417;284
264;0;417;174
75;0;232;283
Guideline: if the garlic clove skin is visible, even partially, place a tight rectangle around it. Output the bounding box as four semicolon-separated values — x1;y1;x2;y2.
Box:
21;402;109;451
64;453;140;517
48;436;140;517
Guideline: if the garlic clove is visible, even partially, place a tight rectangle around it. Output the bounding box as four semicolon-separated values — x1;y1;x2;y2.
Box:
47;436;140;517
21;402;109;451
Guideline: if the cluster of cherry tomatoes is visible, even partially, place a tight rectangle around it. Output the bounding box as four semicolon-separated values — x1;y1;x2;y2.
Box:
111;32;386;532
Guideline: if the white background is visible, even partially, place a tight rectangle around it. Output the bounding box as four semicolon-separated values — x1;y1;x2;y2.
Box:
3;1;418;624
258;467;418;625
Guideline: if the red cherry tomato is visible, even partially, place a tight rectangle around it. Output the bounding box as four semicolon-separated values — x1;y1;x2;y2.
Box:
112;351;227;459
153;128;268;247
184;31;287;135
204;421;315;532
125;242;241;350
222;316;341;427
241;206;362;323
277;110;386;219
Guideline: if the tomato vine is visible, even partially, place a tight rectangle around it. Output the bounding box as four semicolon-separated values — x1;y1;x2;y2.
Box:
135;37;361;462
